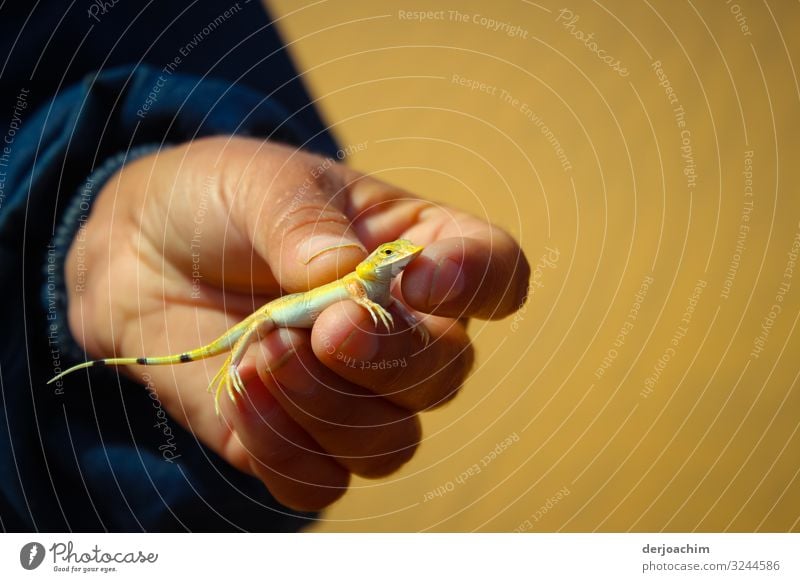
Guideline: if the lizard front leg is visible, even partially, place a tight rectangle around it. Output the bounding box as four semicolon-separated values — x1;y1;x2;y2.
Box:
345;278;394;332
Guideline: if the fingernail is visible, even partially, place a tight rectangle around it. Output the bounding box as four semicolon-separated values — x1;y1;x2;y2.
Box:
428;258;465;307
298;235;365;265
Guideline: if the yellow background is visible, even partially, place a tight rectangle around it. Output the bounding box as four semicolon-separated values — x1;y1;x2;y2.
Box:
266;0;800;531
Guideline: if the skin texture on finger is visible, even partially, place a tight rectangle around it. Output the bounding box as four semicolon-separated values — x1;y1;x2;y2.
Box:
253;329;421;478
311;302;474;412
228;139;367;292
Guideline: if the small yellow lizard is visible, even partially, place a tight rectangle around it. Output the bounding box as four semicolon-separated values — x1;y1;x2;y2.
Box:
48;239;429;414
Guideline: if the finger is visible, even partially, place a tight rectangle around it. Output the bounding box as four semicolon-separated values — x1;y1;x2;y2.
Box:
344;174;530;319
402;235;530;320
220;359;350;512
311;301;474;412
253;329;420;478
231;140;367;292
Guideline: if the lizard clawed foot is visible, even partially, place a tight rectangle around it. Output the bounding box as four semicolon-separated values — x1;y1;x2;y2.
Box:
211;355;232;416
357;298;395;333
376;307;394;333
210;356;246;415
229;366;246;398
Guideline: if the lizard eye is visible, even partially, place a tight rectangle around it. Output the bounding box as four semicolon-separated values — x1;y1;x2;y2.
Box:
383;249;393;255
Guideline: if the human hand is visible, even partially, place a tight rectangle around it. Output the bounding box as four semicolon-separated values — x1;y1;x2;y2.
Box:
66;136;529;510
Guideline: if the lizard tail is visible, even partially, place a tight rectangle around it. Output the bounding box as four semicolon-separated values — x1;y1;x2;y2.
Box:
48;357;150;384
46;325;248;385
47;353;193;384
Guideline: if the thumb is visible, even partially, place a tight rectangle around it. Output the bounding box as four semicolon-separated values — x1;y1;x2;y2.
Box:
232;139;366;291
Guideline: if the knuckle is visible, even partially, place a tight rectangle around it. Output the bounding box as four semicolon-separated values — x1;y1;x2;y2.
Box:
275;205;352;239
390;341;473;411
250;438;306;471
349;417;421;478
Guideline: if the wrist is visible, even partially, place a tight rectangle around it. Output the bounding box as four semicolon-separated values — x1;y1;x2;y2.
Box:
58;146;162;357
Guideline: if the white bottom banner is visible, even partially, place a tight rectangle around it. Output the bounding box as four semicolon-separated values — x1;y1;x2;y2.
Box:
1;533;797;580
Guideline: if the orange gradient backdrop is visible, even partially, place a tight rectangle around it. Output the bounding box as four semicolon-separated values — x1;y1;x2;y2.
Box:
266;0;800;532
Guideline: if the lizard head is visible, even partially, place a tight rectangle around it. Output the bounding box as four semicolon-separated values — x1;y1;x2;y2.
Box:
356;239;424;281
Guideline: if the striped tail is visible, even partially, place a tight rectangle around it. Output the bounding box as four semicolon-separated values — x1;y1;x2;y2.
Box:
47;354;191;385
46;325;248;385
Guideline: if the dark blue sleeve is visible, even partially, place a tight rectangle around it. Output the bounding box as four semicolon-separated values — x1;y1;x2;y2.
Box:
0;0;337;156
0;3;339;532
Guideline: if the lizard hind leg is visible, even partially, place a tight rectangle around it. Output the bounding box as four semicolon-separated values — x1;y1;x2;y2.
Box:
212;316;275;415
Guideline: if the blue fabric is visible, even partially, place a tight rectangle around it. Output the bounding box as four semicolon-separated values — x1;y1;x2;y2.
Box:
0;2;339;532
